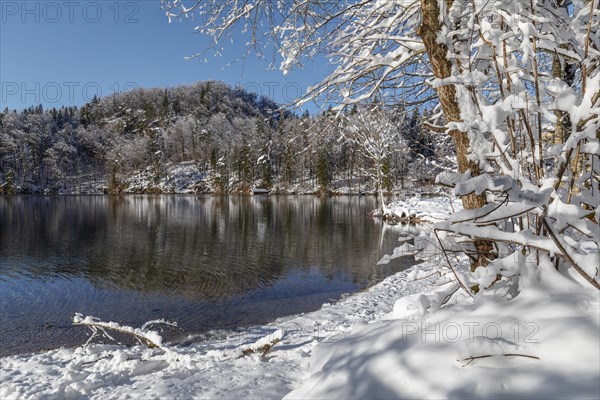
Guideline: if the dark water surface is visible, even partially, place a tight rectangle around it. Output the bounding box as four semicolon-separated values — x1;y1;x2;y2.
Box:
0;195;414;356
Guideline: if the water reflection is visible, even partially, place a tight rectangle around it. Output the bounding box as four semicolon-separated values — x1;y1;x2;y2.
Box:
0;195;415;356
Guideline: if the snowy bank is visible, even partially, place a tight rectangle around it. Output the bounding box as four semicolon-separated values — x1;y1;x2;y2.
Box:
0;261;442;399
287;261;600;399
374;194;463;223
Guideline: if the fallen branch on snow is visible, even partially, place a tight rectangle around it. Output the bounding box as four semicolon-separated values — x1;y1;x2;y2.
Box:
240;329;283;358
458;353;540;367
73;313;177;351
241;338;280;357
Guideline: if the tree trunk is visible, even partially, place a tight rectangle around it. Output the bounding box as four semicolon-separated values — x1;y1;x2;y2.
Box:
552;48;576;145
418;0;494;269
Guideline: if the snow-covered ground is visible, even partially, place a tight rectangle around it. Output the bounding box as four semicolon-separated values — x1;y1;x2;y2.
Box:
288;260;600;399
121;163;441;196
375;194;463;223
1;196;598;399
3;160;442;196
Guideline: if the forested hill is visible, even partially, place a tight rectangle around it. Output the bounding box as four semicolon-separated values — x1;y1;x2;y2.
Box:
0;81;449;195
79;80;283;127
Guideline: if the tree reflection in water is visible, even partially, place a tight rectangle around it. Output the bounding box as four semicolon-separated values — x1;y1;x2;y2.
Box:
0;195;417;356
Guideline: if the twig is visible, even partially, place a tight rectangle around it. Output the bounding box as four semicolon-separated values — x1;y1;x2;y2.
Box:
434;229;473;297
458;353;540;366
542;218;600;290
412;270;448;281
141;319;181;331
440;283;460;306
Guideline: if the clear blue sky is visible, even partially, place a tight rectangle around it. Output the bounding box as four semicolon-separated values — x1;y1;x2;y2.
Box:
0;0;327;113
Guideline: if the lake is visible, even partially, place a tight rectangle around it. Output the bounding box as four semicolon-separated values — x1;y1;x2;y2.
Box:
0;195;416;356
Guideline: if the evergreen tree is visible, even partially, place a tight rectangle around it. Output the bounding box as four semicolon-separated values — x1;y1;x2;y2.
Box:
210;147;218;172
172;97;182;115
237;143;252;188
316;147;332;194
161;89;169;119
281;144;295;185
261;159;273;189
4;168;15;194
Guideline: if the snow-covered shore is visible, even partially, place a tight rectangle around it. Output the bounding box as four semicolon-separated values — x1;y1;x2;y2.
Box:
0;261;442;399
3;161;441;196
375;195;463;223
1;196;598;399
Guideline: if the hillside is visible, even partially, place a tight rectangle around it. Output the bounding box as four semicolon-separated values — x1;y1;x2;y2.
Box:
0;81;448;195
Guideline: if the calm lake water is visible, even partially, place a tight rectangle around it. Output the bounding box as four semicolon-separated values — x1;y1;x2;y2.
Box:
0;195;415;356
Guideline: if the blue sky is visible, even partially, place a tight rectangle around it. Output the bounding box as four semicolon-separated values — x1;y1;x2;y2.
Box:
0;0;327;113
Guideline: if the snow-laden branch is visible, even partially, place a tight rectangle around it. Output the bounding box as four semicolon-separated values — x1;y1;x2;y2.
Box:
73;313;175;351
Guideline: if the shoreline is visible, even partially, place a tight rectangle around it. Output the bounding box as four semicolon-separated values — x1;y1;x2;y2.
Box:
0;261;442;399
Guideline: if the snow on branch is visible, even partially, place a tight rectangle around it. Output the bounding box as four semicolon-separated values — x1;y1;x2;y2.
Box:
73;314;176;351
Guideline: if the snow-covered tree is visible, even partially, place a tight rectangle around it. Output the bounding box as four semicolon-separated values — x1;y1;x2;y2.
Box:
340;104;406;212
